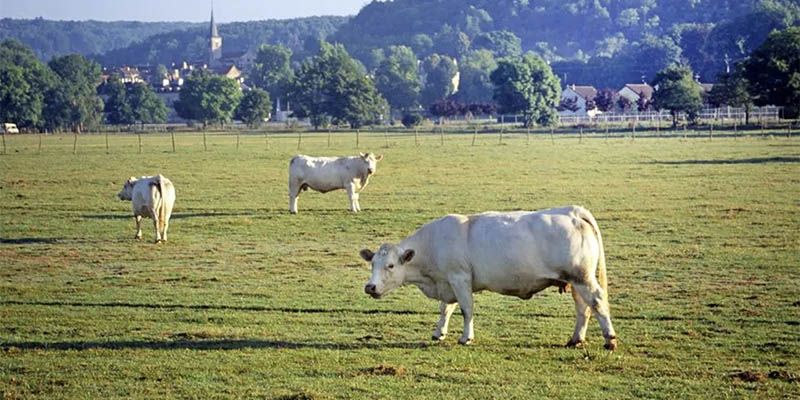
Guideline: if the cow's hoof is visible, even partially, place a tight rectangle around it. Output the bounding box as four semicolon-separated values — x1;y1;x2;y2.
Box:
134;236;142;241
604;336;618;351
566;339;586;348
431;334;446;341
458;337;473;345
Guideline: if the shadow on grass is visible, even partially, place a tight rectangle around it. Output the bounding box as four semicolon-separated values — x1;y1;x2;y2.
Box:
0;238;61;245
82;211;259;220
650;156;800;165
0;300;427;316
0;338;432;352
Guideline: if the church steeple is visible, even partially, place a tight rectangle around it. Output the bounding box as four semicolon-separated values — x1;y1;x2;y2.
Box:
209;6;222;66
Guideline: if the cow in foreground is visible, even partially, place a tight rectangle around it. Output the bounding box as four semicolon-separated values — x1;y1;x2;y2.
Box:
117;175;176;243
360;205;617;350
289;153;383;214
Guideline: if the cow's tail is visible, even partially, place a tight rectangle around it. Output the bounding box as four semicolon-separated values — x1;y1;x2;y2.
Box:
154;175;166;232
576;207;607;293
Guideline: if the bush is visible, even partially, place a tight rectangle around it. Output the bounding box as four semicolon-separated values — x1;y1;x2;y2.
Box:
401;114;423;128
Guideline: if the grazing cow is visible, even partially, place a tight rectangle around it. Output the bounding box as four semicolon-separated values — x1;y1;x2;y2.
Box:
117;175;176;243
288;153;383;214
360;205;617;350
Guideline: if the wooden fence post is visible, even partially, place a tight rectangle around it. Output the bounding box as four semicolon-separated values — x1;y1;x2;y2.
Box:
328;128;332;147
550;126;554;144
526;125;530;145
579;126;583;143
472;125;477;146
265;131;270;149
74;133;79;155
171;131;176;153
414;127;418;146
236;133;240;151
356;129;360;148
709;123;713;140
297;130;303;150
2;131;6;155
39;133;43;154
105;132;109;154
440;126;445;146
203;131;208;151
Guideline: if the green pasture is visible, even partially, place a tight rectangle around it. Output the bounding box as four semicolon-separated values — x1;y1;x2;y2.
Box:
1;130;798;399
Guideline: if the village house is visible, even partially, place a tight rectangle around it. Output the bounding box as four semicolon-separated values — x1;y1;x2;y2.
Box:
559;84;599;116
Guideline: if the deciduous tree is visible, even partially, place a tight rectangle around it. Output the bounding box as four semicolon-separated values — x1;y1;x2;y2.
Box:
490;53;561;127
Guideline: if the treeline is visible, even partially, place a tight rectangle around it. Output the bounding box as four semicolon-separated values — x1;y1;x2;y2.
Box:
332;0;800;86
0;18;196;60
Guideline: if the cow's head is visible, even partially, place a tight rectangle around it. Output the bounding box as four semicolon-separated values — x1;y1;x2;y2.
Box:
117;177;138;201
359;153;384;175
360;244;415;299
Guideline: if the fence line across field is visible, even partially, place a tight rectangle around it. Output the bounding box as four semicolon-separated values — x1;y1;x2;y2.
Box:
2;120;796;156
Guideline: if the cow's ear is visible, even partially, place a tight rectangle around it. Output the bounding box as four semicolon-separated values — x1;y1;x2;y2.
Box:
359;152;366;158
360;249;375;262
399;249;415;264
375;154;384;161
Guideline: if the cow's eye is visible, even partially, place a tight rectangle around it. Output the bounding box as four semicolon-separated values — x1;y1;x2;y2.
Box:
387;264;394;269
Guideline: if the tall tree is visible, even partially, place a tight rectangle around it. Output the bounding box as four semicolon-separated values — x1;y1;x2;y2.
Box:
128;83;168;125
0;40;54;130
289;41;387;129
374;45;421;114
455;50;498;104
651;64;703;127
420;54;459;107
490;53;561;127
103;78;135;125
235;88;272;127
593;88;616;112
249;44;294;109
45;54;104;132
743;26;800;118
472;30;522;58
174;70;242;127
707;67;754;124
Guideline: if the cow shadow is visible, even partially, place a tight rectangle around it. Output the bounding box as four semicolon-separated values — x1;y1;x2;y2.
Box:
649;156;800;165
0;338;432;352
0;300;429;316
82;211;261;220
0;237;62;245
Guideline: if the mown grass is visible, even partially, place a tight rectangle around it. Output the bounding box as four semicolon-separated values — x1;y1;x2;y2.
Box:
1;130;799;399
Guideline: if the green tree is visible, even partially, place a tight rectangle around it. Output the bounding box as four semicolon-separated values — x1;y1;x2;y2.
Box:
490;53;561;127
651;64;704;127
743;26;800;118
235;88;272;127
420;54;459;107
289;42;387;129
472;30;522;58
0;40;54;130
174;70;242;127
374;46;421;114
128;83;168;125
708;67;754;124
103;78;135;125
455;50;498;104
249;44;294;109
45;54;104;132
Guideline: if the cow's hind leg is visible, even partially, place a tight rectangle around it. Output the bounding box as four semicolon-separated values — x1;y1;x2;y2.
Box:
432;302;458;341
134;215;143;240
566;289;592;348
572;280;617;350
151;208;162;243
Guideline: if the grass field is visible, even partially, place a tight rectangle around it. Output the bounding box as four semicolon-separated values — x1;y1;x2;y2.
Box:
1;131;799;399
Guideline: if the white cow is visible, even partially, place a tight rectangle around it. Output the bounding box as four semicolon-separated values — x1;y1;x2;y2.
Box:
288;153;383;214
117;175;176;243
360;205;617;350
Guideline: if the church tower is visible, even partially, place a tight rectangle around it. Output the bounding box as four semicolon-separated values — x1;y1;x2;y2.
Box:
209;8;222;66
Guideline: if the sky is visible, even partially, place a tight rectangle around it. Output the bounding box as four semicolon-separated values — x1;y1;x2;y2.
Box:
0;0;371;22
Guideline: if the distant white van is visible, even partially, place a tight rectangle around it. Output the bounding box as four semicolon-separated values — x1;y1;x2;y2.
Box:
2;123;19;134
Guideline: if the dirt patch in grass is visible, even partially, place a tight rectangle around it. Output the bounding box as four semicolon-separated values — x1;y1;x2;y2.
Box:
768;370;799;383
361;364;406;377
731;371;767;383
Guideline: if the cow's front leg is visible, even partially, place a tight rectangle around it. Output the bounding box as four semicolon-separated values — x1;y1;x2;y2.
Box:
449;275;475;345
346;183;358;212
567;288;591;348
288;180;301;214
134;215;143;240
432;302;458;341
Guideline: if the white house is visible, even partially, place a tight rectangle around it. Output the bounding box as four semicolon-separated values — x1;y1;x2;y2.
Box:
559;85;599;117
617;83;654;106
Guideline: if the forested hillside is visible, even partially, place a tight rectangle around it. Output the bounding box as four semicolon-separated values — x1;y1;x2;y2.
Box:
332;0;800;86
0;16;348;66
0;18;197;60
96;17;349;66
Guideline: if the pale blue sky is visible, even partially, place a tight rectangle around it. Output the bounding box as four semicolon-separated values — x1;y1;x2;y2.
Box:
0;0;371;22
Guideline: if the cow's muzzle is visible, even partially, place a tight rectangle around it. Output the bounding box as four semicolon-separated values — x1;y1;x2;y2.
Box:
364;283;381;299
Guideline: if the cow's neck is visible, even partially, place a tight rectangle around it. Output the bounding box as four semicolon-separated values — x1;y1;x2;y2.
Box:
403;265;439;299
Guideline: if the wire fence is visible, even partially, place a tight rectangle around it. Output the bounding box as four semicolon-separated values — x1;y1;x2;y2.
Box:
2;119;797;156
